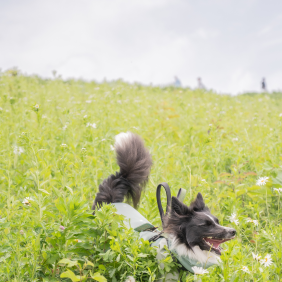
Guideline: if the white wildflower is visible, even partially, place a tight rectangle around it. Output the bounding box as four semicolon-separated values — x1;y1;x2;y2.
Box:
228;213;239;226
246;218;259;226
252;252;261;261
85;100;92;103
125;276;135;282
209;124;213;127
62;125;68;130
101;139;106;141
74;239;82;243
61;144;67;148
0;107;3;111
232;137;238;141
252;219;258;226
201;179;207;183
260;254;273;267
241;266;250;273
279;113;282;117
83;115;87;118
22;197;33;206
256;176;269;186
110;145;115;151
34;104;39;110
13;146;24;155
42;114;47;119
192;266;209;275
86;122;96;128
274;188;282;193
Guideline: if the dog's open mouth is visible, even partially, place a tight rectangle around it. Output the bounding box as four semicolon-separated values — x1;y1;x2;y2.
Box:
203;237;235;255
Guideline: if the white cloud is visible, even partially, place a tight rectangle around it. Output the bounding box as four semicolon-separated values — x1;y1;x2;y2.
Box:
192;28;220;40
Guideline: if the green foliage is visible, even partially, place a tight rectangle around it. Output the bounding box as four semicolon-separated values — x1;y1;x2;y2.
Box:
0;71;282;281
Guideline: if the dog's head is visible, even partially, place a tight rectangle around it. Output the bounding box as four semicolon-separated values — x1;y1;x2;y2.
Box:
164;193;236;256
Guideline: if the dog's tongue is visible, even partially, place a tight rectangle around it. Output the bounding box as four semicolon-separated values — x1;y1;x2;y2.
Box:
204;238;228;248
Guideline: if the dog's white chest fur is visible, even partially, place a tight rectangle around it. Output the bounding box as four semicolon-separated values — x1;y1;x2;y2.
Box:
153;236;220;282
169;235;221;265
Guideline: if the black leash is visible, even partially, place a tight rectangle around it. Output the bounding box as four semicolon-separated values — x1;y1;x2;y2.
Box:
148;182;171;243
156;182;172;227
148;231;164;243
149;183;186;243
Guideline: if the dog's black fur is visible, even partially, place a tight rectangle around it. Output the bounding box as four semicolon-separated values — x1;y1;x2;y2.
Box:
92;132;236;258
92;132;152;210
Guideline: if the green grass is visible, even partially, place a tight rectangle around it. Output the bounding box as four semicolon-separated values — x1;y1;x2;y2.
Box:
0;69;282;281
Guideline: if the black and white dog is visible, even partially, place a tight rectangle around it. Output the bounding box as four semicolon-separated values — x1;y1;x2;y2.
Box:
92;132;236;268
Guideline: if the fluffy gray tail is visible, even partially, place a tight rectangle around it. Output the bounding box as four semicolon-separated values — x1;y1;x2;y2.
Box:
92;132;152;210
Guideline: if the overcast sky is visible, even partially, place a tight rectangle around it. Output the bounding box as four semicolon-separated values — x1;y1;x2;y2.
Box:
1;0;282;94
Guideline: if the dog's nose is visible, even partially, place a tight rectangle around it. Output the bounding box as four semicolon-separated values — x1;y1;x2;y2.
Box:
230;229;236;236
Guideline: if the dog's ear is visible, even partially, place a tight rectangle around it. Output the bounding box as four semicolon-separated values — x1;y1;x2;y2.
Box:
189;192;205;211
171;196;191;215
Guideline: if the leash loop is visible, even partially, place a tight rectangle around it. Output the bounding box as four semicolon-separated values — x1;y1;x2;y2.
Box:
156;182;172;227
156;183;186;228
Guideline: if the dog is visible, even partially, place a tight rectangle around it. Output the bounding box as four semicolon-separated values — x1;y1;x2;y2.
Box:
92;132;236;275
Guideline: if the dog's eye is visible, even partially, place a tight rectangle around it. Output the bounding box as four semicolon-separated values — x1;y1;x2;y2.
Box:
206;221;213;226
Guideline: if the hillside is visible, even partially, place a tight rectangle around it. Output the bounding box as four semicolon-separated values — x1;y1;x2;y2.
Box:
0;71;282;281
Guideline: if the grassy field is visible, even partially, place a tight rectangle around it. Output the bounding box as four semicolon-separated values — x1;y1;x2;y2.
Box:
0;69;282;281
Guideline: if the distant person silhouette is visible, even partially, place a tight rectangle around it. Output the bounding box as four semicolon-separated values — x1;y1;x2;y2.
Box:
197;77;206;89
174;76;182;87
261;78;267;92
